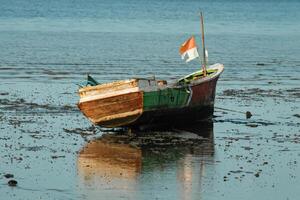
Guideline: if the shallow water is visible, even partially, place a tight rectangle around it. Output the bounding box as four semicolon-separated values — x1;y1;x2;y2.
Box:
0;0;299;199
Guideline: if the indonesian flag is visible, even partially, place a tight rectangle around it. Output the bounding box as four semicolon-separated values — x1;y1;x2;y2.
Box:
179;36;199;63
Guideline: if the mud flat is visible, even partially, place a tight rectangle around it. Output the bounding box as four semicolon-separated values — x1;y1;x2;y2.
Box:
0;76;299;200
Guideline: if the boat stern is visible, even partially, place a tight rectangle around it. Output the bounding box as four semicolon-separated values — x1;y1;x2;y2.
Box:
77;79;144;128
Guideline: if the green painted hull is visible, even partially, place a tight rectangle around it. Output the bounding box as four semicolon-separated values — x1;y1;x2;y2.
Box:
132;68;221;128
143;87;190;111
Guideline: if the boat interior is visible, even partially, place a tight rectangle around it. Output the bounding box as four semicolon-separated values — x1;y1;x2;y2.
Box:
80;68;218;88
176;68;218;85
78;63;223;93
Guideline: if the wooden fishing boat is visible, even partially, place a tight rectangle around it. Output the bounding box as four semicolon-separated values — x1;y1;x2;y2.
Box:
78;63;223;128
78;13;224;129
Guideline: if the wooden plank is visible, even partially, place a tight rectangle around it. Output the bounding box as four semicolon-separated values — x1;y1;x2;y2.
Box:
79;79;138;98
79;87;139;103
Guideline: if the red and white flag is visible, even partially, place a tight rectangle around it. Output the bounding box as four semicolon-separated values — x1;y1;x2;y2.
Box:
179;36;199;63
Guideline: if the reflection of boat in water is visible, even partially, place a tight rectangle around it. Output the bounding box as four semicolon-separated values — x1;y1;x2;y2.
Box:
77;140;142;199
78;140;142;180
77;121;214;199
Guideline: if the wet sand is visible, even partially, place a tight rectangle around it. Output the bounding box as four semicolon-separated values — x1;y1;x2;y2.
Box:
0;76;299;199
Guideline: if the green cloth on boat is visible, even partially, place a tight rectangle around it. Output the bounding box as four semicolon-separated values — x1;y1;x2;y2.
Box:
77;74;99;87
87;74;99;86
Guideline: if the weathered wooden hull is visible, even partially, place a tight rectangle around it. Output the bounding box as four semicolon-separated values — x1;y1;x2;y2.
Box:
78;91;143;127
78;64;224;128
78;79;143;127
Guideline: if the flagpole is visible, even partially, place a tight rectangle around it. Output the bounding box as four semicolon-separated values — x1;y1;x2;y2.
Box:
200;12;207;77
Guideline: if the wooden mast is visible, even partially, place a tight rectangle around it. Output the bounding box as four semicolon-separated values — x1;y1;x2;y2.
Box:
200;12;207;77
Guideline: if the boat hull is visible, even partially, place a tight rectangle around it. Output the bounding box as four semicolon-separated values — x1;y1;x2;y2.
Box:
132;105;214;129
78;64;224;128
132;77;218;128
78;79;144;128
78;92;143;127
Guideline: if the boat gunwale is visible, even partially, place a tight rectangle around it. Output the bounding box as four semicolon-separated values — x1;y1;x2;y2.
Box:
78;63;224;104
78;78;138;93
79;87;140;103
175;63;224;88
